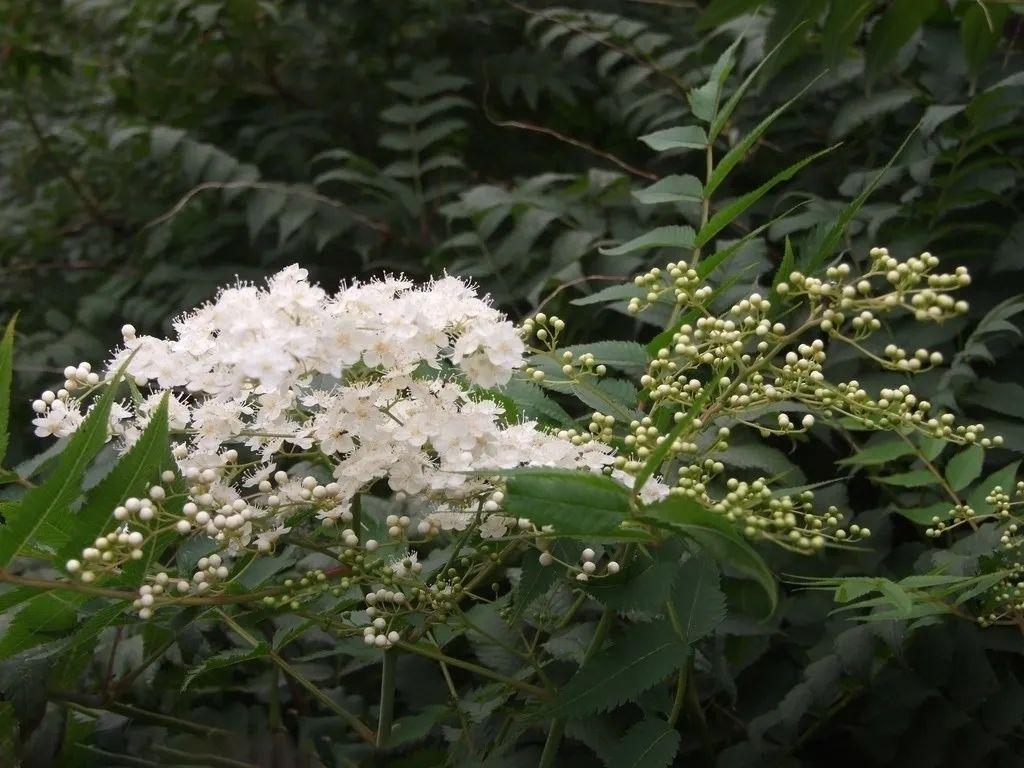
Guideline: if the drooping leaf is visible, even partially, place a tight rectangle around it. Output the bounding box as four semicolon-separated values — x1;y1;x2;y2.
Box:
639;497;777;614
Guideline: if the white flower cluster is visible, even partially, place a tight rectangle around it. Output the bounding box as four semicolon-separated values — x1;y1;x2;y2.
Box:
33;266;613;600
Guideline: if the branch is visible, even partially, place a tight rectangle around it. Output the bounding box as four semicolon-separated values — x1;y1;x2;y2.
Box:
481;81;657;181
143;180;391;236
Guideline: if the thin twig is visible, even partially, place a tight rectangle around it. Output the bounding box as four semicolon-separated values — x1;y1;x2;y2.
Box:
52;691;230;738
481;81;656;181
216;609;377;745
143;180;390;235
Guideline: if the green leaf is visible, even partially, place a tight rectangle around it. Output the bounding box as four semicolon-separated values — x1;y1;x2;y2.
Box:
584;552;681;615
53;602;126;684
499;380;572;426
0;315;14;468
877;579;914;617
823;0;874;65
705;74;821;199
598;226;695;256
57;396;172;563
831;88;916;140
696;145;836;248
570;285;646;307
809;124;918;270
946;445;985;492
569;378;640;423
967;461;1021;512
609;719;680;768
182;643;270;690
503;468;630;534
697;0;763;30
671;552;727;642
688;80;720;123
632;175;703;206
0;592;84;663
710;22;808;141
640;497;777;614
961;3;1010;75
837;439;916;466
0;370;124;567
865;0;940;82
514;554;559;621
544;621;687;717
561;341;650;373
877;470;936;488
897;500;951;526
638;126;708;153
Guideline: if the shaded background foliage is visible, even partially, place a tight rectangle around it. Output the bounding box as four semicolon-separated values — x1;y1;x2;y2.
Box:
1;0;1023;766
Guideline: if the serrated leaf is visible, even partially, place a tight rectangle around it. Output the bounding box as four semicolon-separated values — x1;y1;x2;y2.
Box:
0;315;14;468
561;341;649;373
946;445;984;492
504;469;629;534
0;370;124;566
0;592;84;663
609;719;680;768
584;554;680;615
599;226;695;256
54;602;125;684
639;497;777;614
57;396;172;564
671;553;726;642
632;175;703;206
638;126;707;153
499;379;572;426
544;622;686;717
182;643;269;690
